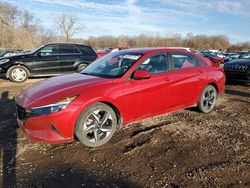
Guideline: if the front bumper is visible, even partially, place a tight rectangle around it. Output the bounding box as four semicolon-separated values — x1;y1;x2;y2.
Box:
0;67;4;73
16;104;79;143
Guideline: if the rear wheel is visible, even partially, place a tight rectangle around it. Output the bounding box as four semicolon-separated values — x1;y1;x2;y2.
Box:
75;103;117;147
77;63;88;72
198;85;217;113
7;65;29;83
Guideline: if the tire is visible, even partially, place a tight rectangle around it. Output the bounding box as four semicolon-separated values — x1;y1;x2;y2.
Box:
198;85;217;113
7;65;29;83
77;63;88;72
75;103;117;147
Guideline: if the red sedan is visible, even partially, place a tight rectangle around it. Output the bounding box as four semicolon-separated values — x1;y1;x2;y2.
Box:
15;48;225;147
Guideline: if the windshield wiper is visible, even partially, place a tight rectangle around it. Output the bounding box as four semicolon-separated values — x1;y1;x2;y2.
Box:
81;72;90;75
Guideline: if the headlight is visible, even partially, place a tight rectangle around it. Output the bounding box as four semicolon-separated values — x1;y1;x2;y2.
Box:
0;59;10;64
30;96;77;116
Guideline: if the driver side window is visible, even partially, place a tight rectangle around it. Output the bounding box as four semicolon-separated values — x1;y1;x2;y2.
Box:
137;53;168;74
38;45;58;56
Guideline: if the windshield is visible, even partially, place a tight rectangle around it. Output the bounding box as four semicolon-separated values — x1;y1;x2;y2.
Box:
81;51;142;78
243;53;250;59
0;50;5;57
30;45;45;54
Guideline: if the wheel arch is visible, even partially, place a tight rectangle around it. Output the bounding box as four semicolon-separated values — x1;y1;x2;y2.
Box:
197;81;219;104
6;63;31;78
99;101;123;129
207;82;219;94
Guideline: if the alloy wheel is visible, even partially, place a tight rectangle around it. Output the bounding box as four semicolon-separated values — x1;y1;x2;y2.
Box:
83;109;113;143
201;87;216;111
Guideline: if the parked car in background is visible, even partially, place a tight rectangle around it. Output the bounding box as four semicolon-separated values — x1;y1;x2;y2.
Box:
224;53;240;62
97;47;128;57
15;48;225;147
0;49;24;57
224;56;250;84
242;52;250;59
201;52;225;66
238;51;249;58
0;43;97;83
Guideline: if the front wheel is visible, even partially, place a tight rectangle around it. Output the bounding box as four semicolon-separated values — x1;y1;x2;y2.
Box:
7;65;29;83
198;85;217;113
75;103;117;147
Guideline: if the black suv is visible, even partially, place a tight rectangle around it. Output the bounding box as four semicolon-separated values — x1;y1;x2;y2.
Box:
0;43;97;82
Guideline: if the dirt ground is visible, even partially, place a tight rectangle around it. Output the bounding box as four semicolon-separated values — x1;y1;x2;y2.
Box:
0;77;249;188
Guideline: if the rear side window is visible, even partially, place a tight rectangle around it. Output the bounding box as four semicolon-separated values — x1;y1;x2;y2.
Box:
58;44;81;54
79;45;97;56
171;54;197;70
195;56;207;66
137;53;168;74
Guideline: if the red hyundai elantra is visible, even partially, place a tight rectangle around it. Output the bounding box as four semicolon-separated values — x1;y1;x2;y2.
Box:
15;48;225;147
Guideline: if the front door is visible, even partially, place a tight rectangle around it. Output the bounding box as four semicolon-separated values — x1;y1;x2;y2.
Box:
123;53;174;123
29;44;61;75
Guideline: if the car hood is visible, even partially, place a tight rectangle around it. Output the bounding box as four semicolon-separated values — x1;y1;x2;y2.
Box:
0;53;33;60
15;73;111;108
225;59;250;66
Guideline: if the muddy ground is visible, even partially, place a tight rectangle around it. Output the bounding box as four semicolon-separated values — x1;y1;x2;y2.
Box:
0;77;249;188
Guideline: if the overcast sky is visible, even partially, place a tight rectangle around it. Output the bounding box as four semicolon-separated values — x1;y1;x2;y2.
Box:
6;0;250;43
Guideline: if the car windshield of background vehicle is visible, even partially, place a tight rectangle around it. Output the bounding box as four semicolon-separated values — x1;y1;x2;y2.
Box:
243;53;250;59
0;50;5;57
81;51;142;78
103;48;112;53
30;45;44;54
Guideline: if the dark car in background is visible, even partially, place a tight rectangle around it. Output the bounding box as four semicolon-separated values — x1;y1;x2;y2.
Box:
0;43;97;83
224;57;250;84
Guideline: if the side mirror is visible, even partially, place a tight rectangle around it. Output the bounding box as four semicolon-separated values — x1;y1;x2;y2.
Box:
36;52;42;57
132;70;151;80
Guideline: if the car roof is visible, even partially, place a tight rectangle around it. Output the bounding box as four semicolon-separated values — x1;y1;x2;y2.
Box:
122;47;190;54
44;43;92;48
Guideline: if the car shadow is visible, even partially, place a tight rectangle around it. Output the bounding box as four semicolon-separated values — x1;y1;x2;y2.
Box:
225;89;250;98
0;74;8;81
20;166;137;187
0;91;18;187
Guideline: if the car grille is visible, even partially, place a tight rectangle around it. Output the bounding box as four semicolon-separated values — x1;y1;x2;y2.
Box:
16;104;29;121
224;65;248;72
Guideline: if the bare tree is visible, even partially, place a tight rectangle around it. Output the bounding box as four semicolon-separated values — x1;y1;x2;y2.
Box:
19;10;38;33
55;13;85;42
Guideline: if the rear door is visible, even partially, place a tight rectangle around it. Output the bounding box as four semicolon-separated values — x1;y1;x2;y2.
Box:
169;53;207;107
57;44;82;73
